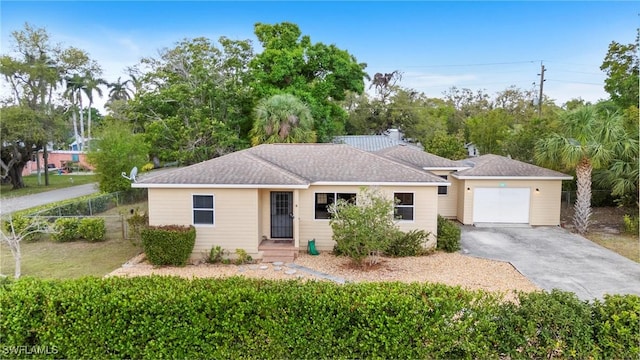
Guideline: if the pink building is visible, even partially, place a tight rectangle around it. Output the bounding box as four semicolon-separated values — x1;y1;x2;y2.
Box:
22;150;94;176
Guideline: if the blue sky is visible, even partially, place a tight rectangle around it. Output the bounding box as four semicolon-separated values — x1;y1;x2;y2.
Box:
1;1;637;109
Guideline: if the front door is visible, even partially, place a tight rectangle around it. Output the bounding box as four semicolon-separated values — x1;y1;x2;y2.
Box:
270;191;293;238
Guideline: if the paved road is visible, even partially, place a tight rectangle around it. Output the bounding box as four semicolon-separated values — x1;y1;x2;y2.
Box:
0;168;178;215
461;226;640;301
1;183;99;215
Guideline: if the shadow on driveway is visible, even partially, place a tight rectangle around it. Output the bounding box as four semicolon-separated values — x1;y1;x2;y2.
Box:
460;226;640;301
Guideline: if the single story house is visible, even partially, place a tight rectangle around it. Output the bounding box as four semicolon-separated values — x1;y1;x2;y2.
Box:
133;144;447;261
133;143;571;261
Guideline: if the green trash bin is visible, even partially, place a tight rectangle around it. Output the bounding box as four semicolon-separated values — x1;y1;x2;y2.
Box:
307;238;319;256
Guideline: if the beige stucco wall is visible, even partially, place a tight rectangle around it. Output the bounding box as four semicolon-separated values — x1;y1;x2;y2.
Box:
429;170;458;219
455;179;564;226
297;185;439;252
147;188;260;260
147;184;440;259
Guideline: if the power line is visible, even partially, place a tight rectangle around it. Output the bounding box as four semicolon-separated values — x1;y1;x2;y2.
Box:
399;60;539;69
546;79;603;86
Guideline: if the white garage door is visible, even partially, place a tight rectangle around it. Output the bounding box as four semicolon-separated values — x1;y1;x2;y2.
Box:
473;188;530;223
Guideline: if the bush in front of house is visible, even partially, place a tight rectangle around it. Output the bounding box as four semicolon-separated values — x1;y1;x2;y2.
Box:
77;218;106;242
2;215;46;242
623;214;639;235
329;188;396;266
384;229;430;257
437;215;461;252
1;277;638;359
141;225;196;266
51;217;81;242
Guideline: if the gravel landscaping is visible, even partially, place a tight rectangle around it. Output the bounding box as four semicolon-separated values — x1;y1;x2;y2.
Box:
108;251;539;298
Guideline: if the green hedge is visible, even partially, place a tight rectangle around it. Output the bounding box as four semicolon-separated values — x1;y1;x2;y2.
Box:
141;225;196;266
437;215;461;252
51;218;80;242
78;218;106;242
0;277;638;359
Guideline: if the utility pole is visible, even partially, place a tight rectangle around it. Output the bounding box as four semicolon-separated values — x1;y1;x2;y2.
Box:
537;62;546;117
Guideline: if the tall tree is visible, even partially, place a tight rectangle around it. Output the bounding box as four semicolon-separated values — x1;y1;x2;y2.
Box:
466;109;512;155
250;94;316;145
83;75;106;146
0;24;69;187
250;22;367;141
600;32;639;109
127;37;249;164
535;106;625;233
107;77;132;103
87;119;149;193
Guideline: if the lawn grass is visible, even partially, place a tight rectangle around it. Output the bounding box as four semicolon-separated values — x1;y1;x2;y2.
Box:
0;201;146;279
1;173;98;198
586;232;639;263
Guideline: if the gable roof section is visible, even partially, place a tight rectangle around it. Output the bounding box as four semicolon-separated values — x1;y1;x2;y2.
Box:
453;154;572;179
376;145;467;170
333;135;422;152
133;150;309;188
135;144;447;188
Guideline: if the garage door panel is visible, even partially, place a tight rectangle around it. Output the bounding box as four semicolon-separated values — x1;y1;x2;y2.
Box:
473;188;530;223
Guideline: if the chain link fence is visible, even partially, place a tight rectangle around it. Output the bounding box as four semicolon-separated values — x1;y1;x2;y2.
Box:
561;190;617;208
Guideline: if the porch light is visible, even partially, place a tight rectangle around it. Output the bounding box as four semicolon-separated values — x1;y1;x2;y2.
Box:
466;187;471;192
535;188;540;193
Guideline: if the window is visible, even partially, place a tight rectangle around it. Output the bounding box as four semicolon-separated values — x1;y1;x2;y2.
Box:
394;192;414;221
193;195;214;225
315;192;356;219
438;175;448;195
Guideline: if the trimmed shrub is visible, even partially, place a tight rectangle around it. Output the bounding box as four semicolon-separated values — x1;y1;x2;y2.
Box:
385;229;430;257
437;215;460;252
2;215;45;242
592;294;640;358
233;248;252;265
141;225;196;266
496;290;595;358
78;218;106;242
51;218;81;242
0;277;638;359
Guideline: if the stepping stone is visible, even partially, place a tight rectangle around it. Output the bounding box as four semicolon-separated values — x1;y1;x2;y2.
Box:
273;266;282;271
238;266;246;272
285;269;297;275
249;265;259;270
272;261;284;266
259;265;269;270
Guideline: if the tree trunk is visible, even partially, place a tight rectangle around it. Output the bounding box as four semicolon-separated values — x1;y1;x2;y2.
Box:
72;107;79;146
9;165;25;189
87;101;92;149
43;146;50;186
573;158;592;234
14;243;21;279
79;95;85;150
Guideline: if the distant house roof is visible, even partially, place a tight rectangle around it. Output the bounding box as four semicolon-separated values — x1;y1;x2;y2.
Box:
333;130;421;152
134;144;447;188
376;145;468;170
453;154;573;179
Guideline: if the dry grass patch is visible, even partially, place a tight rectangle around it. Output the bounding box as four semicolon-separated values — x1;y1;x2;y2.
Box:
586;233;639;263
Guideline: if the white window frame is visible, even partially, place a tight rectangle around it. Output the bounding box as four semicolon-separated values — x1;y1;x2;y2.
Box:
192;194;215;226
314;192;357;220
438;175;448;196
394;192;415;222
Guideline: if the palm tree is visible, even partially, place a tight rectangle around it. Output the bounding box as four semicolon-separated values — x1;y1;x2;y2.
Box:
250;94;316;146
83;75;107;147
107;77;132;104
64;74;85;147
535;105;625;233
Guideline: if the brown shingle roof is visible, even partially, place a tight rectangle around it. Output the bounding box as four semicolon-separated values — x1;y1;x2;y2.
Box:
137;144;447;187
376;145;465;169
454;154;572;178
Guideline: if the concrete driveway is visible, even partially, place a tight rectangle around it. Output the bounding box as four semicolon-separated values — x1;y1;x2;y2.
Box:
461;226;640;301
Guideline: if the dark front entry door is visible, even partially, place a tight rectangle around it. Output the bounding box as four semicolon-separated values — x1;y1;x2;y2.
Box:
270;191;293;238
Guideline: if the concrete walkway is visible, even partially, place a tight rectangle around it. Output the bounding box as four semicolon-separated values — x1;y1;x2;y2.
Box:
1;183;99;215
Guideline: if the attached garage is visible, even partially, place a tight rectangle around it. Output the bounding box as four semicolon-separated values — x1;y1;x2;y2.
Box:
453;155;573;226
472;187;530;223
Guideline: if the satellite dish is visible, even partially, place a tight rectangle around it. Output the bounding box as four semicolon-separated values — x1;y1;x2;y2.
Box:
121;166;138;183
